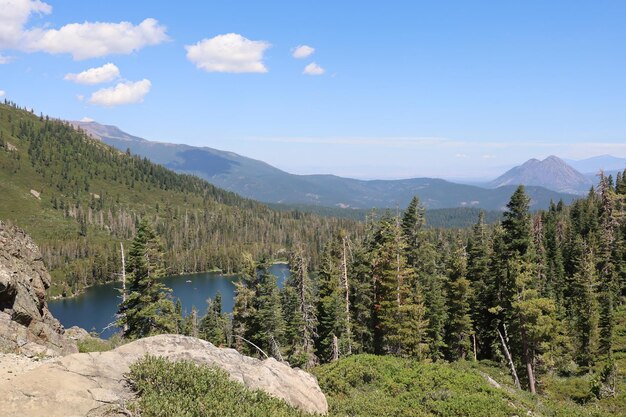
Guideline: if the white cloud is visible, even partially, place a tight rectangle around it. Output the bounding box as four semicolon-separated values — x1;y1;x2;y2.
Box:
0;54;14;64
0;90;5;97
0;1;168;60
292;44;314;59
0;0;51;49
88;79;151;107
303;62;325;75
185;33;270;73
76;94;84;101
80;117;94;122
455;153;468;158
64;63;120;84
24;18;168;60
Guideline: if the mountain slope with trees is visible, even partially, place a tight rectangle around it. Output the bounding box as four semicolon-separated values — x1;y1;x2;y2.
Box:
0;102;358;296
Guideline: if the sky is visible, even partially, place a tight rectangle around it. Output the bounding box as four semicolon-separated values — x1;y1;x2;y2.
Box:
1;1;626;180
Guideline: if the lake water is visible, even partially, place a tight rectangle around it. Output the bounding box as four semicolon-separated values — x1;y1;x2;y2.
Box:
48;264;290;339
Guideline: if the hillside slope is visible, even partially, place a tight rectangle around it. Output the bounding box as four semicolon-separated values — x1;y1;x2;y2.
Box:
0;103;355;295
74;121;576;210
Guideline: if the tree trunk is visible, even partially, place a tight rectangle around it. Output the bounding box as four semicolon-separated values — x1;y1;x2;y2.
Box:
332;334;339;362
497;327;521;390
520;326;536;394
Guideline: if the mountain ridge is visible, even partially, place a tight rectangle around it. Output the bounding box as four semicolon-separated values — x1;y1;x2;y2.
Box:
73;121;575;211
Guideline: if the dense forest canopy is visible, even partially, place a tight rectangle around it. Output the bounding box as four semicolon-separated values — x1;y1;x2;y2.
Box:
118;180;625;404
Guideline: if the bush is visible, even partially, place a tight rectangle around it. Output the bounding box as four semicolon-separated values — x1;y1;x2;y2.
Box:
127;355;306;417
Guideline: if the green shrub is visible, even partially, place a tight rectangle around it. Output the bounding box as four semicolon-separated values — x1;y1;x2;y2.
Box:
127;355;306;417
312;354;517;417
77;337;114;353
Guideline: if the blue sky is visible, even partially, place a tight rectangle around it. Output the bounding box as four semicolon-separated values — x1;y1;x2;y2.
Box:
2;1;626;179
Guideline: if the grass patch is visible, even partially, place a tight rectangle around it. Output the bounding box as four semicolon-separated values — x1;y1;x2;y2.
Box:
77;337;116;353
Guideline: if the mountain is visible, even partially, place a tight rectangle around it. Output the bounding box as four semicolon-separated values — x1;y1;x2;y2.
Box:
0;103;352;295
566;154;626;174
74;121;576;211
488;155;593;195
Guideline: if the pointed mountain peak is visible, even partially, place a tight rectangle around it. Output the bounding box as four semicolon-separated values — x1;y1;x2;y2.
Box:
489;156;592;194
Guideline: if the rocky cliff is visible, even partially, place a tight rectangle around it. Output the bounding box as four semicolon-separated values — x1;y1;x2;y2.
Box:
0;220;77;356
0;334;329;416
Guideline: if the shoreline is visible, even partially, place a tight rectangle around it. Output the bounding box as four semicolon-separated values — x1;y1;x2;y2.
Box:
47;261;289;301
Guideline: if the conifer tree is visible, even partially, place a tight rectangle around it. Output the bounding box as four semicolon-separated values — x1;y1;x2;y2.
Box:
283;245;318;368
467;212;494;358
117;219;177;339
372;215;428;358
445;246;474;361
597;173;617;356
570;237;598;368
502;186;559;394
401;197;446;359
199;292;228;346
316;242;348;361
232;253;258;354
253;259;286;360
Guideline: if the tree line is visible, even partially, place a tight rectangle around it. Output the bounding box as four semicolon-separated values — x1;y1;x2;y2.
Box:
118;179;625;398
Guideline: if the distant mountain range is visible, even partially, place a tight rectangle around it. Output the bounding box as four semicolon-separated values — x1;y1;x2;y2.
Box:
73;121;578;211
566;155;626;174
488;155;593;194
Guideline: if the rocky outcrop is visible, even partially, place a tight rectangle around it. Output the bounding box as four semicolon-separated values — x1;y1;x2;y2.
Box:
0;220;77;357
0;334;328;416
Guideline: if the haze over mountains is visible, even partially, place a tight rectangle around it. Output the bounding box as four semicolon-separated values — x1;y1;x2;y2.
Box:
73;121;585;211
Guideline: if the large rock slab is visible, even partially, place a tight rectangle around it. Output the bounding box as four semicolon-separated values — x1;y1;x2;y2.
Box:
0;221;76;356
0;334;328;416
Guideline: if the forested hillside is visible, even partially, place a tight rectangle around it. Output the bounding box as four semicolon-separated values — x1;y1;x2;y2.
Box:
117;181;626;415
0;102;359;296
218;183;625;412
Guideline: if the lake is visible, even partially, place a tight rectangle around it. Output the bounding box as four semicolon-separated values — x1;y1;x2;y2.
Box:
48;263;290;339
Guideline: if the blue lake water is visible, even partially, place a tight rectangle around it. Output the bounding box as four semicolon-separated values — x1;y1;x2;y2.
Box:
48;263;290;339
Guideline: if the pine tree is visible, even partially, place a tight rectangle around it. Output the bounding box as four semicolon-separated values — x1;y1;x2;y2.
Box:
570;237;598;368
502;186;559;394
253;260;286;360
445;246;474;361
401;197;446;359
283;245;318;368
467;212;494;358
117;219;177;339
199;292;228;346
372;215;428;358
315;242;347;361
232;253;257;354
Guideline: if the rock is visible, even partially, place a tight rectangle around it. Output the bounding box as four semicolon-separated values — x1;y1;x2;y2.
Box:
0;334;328;416
65;326;92;341
0;221;77;357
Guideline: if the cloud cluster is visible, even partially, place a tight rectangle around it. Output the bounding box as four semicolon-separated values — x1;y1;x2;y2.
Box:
0;90;5;97
303;62;325;75
0;0;168;59
88;79;151;107
185;33;270;73
292;45;314;59
65;63;120;85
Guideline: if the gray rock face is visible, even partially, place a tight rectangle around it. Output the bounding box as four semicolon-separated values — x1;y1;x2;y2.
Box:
0;334;328;416
0;221;77;356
